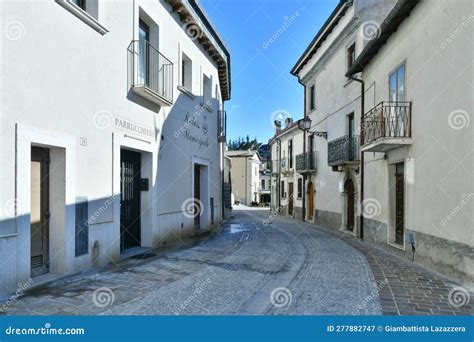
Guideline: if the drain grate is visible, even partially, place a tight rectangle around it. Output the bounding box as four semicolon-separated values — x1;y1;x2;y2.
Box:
130;253;157;260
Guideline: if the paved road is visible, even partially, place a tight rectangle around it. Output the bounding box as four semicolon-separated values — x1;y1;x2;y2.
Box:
1;208;471;315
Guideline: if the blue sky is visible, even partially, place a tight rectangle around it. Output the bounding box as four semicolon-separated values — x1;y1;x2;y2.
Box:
200;0;339;143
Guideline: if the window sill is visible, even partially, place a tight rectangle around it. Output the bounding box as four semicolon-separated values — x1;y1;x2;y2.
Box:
200;102;213;113
56;0;108;35
177;85;196;100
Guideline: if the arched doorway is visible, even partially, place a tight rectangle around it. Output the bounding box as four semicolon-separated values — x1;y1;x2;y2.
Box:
307;181;314;221
345;178;355;232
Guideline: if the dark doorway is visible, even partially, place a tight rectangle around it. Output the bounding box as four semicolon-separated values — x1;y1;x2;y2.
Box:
194;164;201;229
120;149;141;251
288;182;294;216
345;178;355;232
307;181;314;221
31;147;50;277
395;163;405;245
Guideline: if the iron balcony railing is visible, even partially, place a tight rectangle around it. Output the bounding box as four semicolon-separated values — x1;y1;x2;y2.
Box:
270;158;287;174
127;40;174;104
362;101;412;146
218;110;227;142
295;152;317;173
327;135;360;166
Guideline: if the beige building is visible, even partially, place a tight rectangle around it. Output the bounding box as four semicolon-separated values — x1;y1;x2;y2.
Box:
225;150;261;205
271;0;473;289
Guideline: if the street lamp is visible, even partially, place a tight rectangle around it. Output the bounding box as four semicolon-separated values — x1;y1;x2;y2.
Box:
297;116;328;139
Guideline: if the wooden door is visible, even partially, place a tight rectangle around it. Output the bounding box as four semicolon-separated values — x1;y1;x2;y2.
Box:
288;182;294;216
120;150;141;251
395;163;405;245
345;179;355;231
194;164;201;229
31;147;50;276
307;181;314;220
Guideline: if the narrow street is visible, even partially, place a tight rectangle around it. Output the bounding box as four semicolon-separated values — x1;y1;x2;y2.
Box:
1;208;471;316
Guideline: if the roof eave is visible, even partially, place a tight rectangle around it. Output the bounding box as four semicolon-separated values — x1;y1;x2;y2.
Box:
346;0;420;77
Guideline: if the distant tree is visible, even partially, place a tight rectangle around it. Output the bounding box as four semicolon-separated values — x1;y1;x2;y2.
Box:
227;136;261;151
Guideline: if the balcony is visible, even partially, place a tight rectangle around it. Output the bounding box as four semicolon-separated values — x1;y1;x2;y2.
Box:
218;110;227;143
270;158;291;175
295;152;317;174
128;40;174;106
328;135;359;166
361;101;412;152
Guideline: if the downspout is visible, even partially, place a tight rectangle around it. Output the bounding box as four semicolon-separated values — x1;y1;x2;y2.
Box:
277;138;281;209
349;75;365;240
299;81;307;222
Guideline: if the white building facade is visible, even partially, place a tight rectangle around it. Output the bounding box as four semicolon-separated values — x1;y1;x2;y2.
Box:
0;0;230;296
274;0;473;288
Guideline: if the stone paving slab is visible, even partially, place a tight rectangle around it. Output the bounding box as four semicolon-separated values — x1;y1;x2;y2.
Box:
1;208;468;316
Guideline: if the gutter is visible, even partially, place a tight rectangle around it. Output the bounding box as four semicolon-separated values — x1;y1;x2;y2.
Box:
348;75;364;240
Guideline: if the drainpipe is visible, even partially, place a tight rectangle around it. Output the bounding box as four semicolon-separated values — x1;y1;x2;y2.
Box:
349;75;364;240
277;139;281;209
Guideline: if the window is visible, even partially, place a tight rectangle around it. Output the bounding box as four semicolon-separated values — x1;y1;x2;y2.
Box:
348;113;355;137
308;134;314;153
261;179;265;189
288;140;293;169
71;0;85;10
138;20;150;86
297;178;303;198
347;43;356;70
203;74;211;106
308;85;315;111
57;0;108;35
181;52;192;91
281;181;285;198
389;63;405;102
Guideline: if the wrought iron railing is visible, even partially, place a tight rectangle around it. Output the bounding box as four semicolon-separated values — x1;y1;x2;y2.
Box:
271;158;288;173
295;152;317;173
362;101;412;146
127;40;174;104
328;135;359;166
218;110;226;142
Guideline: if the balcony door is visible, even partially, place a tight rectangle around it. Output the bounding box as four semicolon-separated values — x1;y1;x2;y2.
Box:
138;20;150;86
389;64;406;137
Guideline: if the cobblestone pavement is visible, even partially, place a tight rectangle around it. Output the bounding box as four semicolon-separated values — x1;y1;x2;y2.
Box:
1;208;471;315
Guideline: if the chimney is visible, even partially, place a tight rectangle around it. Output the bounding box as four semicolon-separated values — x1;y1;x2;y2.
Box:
285;117;293;128
274;120;282;136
